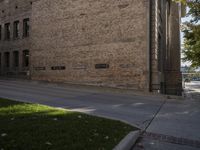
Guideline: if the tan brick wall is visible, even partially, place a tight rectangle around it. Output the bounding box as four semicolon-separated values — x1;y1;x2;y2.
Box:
150;0;161;91
31;0;149;90
165;1;182;95
149;0;182;94
0;0;37;75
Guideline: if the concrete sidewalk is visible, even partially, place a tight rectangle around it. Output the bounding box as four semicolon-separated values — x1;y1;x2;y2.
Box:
133;81;200;150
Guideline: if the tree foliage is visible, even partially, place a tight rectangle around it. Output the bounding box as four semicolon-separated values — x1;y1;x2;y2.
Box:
176;0;200;67
186;0;200;23
183;24;200;67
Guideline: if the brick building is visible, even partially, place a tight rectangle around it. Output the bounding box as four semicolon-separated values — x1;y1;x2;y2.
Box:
0;0;183;95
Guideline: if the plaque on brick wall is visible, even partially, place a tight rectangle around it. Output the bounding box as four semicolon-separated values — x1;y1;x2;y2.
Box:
95;64;109;69
72;64;87;70
119;64;135;68
34;67;46;71
51;66;66;70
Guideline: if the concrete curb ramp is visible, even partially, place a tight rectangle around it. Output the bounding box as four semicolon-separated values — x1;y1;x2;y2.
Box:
113;130;140;150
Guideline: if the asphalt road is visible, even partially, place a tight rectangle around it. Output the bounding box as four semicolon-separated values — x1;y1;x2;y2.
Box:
1;79;200;149
0;78;165;129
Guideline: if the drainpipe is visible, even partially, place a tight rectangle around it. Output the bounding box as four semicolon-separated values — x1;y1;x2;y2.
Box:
148;0;152;92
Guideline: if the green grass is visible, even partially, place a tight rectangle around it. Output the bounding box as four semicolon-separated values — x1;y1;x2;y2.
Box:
0;98;136;150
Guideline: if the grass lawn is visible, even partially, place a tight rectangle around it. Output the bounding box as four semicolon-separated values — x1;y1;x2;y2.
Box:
0;98;137;150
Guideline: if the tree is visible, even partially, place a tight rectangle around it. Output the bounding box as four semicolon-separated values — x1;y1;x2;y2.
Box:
183;24;200;67
175;0;200;68
186;0;200;23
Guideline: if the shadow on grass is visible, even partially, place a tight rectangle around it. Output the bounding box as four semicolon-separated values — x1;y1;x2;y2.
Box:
0;98;136;150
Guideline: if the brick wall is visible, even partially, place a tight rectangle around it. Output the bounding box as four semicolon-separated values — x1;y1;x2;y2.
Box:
31;0;149;90
0;0;37;76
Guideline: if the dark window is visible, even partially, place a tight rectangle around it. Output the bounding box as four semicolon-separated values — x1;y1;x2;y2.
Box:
4;23;10;40
4;52;10;68
158;0;163;24
13;21;20;39
51;66;66;70
23;18;30;37
0;25;2;40
158;0;161;12
22;50;29;67
158;34;162;71
0;53;1;68
13;51;19;67
95;64;109;69
34;67;46;71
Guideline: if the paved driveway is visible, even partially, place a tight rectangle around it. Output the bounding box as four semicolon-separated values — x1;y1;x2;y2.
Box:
0;78;164;129
147;81;200;141
133;81;200;150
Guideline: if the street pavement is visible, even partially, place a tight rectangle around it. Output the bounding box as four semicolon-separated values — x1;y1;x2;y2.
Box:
0;79;200;150
0;78;165;129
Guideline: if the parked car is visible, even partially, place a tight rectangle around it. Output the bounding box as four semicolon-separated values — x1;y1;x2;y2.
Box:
192;77;200;81
184;78;191;82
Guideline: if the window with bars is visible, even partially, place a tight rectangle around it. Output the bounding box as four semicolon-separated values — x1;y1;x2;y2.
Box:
13;21;20;39
0;25;2;40
4;52;10;68
158;33;162;71
13;51;19;67
23;18;30;37
22;50;29;67
4;23;10;40
0;53;1;68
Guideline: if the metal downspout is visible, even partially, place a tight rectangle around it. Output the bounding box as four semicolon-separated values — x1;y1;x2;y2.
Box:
149;0;152;92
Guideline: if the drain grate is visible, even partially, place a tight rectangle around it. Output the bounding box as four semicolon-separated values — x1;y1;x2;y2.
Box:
141;132;200;148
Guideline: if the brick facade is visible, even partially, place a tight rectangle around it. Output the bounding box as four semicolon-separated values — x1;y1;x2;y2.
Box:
30;0;149;90
0;0;38;76
0;0;182;95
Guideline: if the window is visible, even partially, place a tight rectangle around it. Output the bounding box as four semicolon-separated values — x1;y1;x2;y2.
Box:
4;23;10;40
0;25;2;40
51;66;66;70
95;64;109;69
13;51;19;67
0;53;1;68
158;34;162;71
158;0;164;24
166;1;170;60
158;0;162;13
4;52;10;68
13;21;20;39
23;18;30;37
22;50;29;67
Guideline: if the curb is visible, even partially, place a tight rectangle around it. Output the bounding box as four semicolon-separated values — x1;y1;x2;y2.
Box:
113;130;141;150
